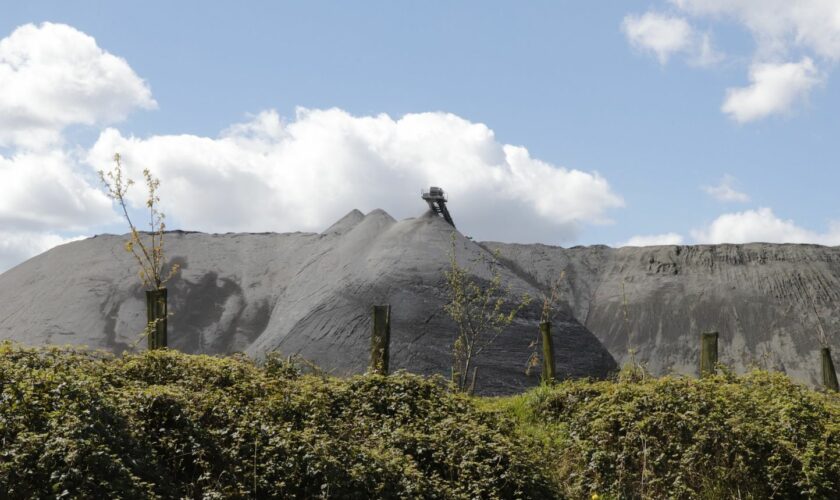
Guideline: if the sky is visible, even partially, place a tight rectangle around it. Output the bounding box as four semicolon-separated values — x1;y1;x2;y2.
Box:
1;1;840;272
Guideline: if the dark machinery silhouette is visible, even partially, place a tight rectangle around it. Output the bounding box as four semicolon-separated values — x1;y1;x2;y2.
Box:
421;186;455;228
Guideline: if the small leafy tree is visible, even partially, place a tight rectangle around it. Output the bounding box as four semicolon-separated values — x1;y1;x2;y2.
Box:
99;153;179;347
620;276;648;381
526;272;564;377
443;233;530;393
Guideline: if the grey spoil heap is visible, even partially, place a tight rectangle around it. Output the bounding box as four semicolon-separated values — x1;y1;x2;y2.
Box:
1;207;838;391
0;208;615;395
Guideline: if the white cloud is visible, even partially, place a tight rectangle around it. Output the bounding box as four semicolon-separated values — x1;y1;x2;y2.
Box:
0;22;153;274
0;150;116;230
0;20;624;268
691;207;840;244
86;108;624;243
623;12;695;64
702;174;750;202
0;231;85;273
624;1;840;120
722;58;821;122
621;232;685;246
622;11;723;66
0;22;156;150
671;0;840;60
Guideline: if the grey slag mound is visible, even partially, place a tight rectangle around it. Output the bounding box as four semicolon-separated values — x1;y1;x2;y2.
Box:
0;209;615;395
9;209;835;390
486;242;840;386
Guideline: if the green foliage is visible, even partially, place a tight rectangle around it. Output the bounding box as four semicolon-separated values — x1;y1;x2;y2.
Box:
526;272;565;379
444;233;531;392
0;343;556;499
4;342;838;499
491;370;840;499
100;153;178;349
98;153;178;291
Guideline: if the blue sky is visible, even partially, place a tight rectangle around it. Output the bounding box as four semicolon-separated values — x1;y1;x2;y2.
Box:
1;1;839;271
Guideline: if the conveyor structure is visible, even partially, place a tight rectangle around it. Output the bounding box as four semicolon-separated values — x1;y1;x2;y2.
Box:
421;186;455;228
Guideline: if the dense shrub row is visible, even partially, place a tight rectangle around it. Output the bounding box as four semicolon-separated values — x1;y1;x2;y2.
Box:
0;343;554;499
495;368;840;499
3;343;839;499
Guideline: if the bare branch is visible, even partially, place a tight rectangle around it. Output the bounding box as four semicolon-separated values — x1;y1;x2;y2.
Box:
443;234;530;391
99;153;178;291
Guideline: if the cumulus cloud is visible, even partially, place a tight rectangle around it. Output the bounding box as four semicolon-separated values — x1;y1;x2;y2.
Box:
671;0;840;60
0;231;85;273
722;58;821;122
86;108;624;243
0;19;624;268
0;22;152;273
0;22;156;149
620;232;685;247
702;174;750;203
0;150;115;230
625;1;840;120
691;207;840;245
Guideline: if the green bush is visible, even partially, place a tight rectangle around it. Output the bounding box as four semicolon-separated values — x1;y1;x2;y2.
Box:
0;343;555;499
496;369;840;499
3;342;839;499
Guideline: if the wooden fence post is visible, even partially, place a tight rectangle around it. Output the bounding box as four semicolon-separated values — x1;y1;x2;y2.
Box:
700;331;718;377
370;305;391;375
146;288;168;350
822;347;839;392
540;321;555;384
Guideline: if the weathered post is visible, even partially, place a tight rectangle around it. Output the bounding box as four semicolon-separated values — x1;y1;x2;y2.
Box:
370;305;391;375
540;321;556;384
822;347;839;392
700;331;718;377
146;288;168;350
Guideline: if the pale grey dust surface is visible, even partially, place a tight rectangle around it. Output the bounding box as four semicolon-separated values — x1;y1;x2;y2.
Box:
486;242;840;386
4;209;836;391
0;209;614;394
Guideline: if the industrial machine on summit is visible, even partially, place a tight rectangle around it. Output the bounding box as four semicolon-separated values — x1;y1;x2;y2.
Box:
421;186;455;228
